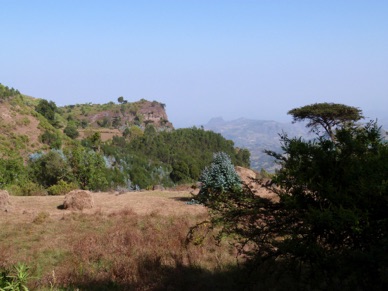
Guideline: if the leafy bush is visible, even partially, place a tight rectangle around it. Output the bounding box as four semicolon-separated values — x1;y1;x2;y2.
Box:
40;130;62;149
63;122;79;139
7;181;47;196
35;99;58;126
47;180;78;195
0;263;31;291
28;150;72;188
0;157;28;189
65;147;120;191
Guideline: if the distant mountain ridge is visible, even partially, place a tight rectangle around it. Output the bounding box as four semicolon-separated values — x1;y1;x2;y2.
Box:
205;117;388;172
204;117;312;171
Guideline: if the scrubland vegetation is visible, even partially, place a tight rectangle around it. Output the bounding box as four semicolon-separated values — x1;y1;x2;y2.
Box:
1;83;387;290
0;83;249;194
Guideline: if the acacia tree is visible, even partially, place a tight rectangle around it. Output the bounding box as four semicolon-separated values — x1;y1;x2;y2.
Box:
194;105;388;289
288;102;363;140
117;96;124;104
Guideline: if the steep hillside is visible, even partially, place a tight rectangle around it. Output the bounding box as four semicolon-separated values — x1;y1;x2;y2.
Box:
0;86;66;159
0;82;174;158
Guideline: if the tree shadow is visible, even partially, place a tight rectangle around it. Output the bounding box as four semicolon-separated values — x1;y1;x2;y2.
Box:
170;196;192;202
58;256;305;291
63;264;246;291
62;255;388;291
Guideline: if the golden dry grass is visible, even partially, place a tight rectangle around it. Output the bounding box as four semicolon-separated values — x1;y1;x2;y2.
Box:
2;190;206;224
0;190;243;290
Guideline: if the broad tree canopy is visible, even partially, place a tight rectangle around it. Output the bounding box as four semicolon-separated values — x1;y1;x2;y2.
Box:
288;103;363;140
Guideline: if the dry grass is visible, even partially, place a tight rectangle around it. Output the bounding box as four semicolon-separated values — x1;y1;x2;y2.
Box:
2;190;206;223
0;190;10;211
0;190;244;290
62;190;94;210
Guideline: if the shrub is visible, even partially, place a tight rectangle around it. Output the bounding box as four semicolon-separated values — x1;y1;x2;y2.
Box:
197;152;241;202
7;181;47;196
40;130;62;149
47;180;78;196
35;99;58;126
0;263;31;291
0;157;28;188
63;122;79;139
28;150;72;188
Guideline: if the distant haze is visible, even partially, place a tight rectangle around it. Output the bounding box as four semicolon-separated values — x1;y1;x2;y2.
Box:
1;1;387;128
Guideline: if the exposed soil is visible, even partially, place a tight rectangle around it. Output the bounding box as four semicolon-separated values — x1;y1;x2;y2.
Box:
235;166;279;201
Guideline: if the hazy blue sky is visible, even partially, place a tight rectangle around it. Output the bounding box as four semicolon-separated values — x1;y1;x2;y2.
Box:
1;1;387;127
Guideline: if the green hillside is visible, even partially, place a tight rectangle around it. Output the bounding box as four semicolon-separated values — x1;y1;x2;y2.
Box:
0;83;250;194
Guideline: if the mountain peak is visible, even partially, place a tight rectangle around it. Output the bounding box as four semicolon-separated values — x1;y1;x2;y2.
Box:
207;117;225;126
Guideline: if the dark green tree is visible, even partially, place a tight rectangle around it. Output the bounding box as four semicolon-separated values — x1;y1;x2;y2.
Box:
28;150;72;187
64;121;79;139
65;147;109;190
35;99;58;125
235;148;250;168
193;106;388;289
170;160;190;183
117;96;125;104
40;130;62;149
82;132;102;152
100;127;250;189
0;157;28;188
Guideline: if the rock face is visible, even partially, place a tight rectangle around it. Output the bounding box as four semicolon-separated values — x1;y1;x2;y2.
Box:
84;100;174;131
0;190;10;211
63;190;94;210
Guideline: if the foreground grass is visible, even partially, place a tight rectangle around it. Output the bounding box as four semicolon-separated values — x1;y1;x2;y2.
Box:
0;207;248;290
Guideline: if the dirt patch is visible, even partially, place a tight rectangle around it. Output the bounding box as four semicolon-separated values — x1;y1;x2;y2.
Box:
62;190;94;210
235;166;279;202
